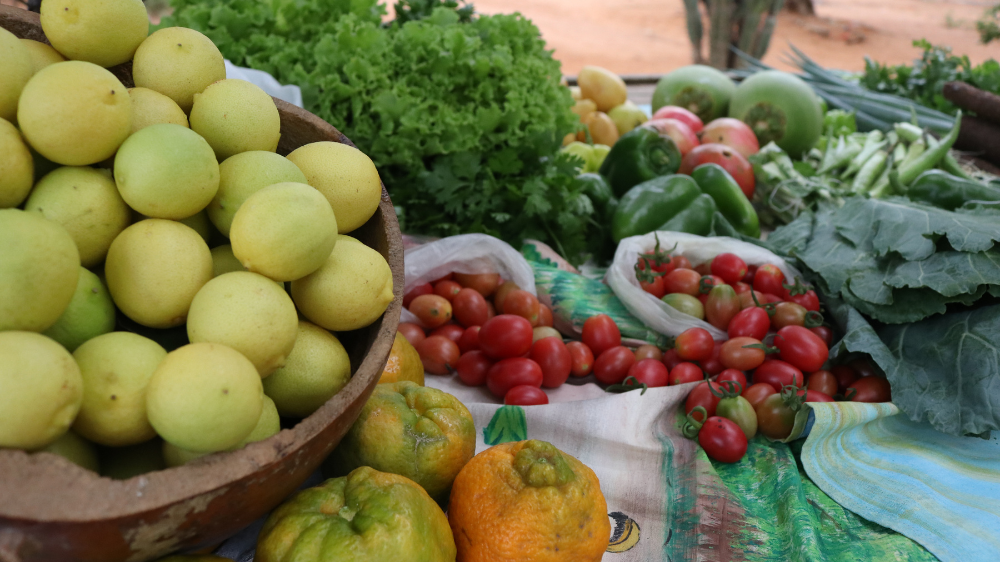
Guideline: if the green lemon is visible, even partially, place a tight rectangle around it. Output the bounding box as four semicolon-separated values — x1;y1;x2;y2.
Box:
37;430;99;472
286;142;382;233
40;0;148;67
128;87;189;134
99;439;166;480
132;27;226;112
263;321;351;418
0;117;33;208
43;267;116;352
72;332;166;446
207;151;307;237
190;79;281;161
0;28;32;123
20;39;65;74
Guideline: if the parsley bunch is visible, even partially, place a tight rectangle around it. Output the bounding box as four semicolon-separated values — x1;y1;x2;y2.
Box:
162;0;601;263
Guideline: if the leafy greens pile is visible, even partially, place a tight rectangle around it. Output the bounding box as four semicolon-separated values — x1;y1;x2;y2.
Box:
162;0;601;263
860;39;1000;117
766;200;1000;436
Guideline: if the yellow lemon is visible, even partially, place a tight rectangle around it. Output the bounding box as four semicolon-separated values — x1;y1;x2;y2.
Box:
104;219;213;329
128;87;189;134
291;236;394;332
286;142;383;233
72;332;167;447
42;267;116;352
17;61;131;166
25;166;131;267
20;39;66;74
208;150;307;237
0;209;80;332
263;321;351;418
379;332;424;385
190;79;281;161
40;0;148;67
146;342;263;453
0;332;84;449
132;27;226;112
37;430;99;472
0;28;32;123
0;117;33;208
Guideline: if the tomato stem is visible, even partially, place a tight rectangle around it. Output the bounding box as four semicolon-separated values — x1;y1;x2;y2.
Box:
750;290;777;316
742;342;779;354
782;277;813;296
606;376;649;395
804;311;825;328
682;406;707;439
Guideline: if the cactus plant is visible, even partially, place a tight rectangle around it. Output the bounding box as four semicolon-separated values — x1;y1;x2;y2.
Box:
683;0;786;69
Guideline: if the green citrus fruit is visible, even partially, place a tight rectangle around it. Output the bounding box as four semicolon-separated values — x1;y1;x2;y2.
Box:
286;142;382;233
127;87;189;134
207;151;307;237
42;267;116;352
190;79;281;161
0;117;33;208
132;27;226;113
263;321;351;418
20;39;65;74
0;28;32;123
40;0;148;68
37;430;99;472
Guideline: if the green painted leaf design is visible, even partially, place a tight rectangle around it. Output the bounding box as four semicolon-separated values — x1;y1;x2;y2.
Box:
483;405;527;446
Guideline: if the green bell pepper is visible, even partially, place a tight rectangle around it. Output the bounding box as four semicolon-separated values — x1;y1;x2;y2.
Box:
907;170;1000;210
690;164;761;238
575;173;613;211
659;194;718;236
611;175;704;241
599;127;682;198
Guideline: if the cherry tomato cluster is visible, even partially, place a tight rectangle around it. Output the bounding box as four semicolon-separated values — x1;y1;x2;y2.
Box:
401;272;631;406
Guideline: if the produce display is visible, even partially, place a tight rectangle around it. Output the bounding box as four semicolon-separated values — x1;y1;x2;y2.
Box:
0;4;391;477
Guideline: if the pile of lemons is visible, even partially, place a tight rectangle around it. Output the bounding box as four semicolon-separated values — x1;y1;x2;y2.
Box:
0;0;394;476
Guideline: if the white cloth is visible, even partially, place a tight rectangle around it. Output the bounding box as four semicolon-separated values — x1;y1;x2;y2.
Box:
224;60;303;108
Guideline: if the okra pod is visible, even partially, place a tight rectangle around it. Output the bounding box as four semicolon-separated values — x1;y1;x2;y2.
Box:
893;142;907;163
851;150;888;194
869;152;896;198
899;137;927;169
894;122;923;143
897;111;962;186
841;132;887;179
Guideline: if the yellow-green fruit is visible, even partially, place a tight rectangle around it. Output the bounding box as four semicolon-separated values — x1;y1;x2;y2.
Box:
72;332;166;447
286;142;382;234
230;182;338;282
232;395;280;448
114;123;220;219
25;166;131;267
128;87;189;134
179;210;213;243
132;27;226;113
0;332;83;449
578;65;628;112
146;342;264;453
37;430;99;472
0;209;80;332
210;244;244;277
186;271;299;377
190;79;281;161
42;267;116;352
208;151;307;237
40;0;148;67
0;28;32;123
291;236;394;332
100;439;165;479
0;118;33;208
20;39;66;74
104;219;213;329
162;441;207;467
263;321;351;418
17;61;132;166
30;144;59;183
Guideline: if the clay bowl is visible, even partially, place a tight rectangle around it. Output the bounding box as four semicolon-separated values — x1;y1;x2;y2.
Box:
0;6;403;562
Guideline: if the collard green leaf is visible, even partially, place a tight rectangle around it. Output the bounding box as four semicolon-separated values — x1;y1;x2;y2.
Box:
841;284;987;325
886;250;1000;297
878;305;1000;436
833;197;1000;261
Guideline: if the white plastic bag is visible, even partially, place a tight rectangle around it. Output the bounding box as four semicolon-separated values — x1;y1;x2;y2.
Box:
606;232;803;340
400;234;536;325
224;60;304;108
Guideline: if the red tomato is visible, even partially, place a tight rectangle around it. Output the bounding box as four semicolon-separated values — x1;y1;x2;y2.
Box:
670;255;693;270
409;294;452;328
756;393;797;440
698;417;748;463
738;290;768;310
537;304;554;328
848;358;880;379
732;282;751;295
700;341;725;375
453;272;501;297
628;359;669;387
710;253;748;285
430;324;464;343
456;350;493;386
457;326;481;354
705;284;740;331
699;274;726;293
775;326;829;373
849;377;892;403
634;345;663;362
679;143;755;199
810;326;834;348
403;283;433;308
485;301;496;320
503;290;540;326
697;293;710;307
582;314;621;356
639;274;666;298
719;337;766;371
752;264;786;297
662;348;682;371
487;358;544;398
566;341;595;377
651;105;704;133
742;265;757;284
642;118;699;156
727;307;770;341
806;370;838;397
504;385;549;406
452;288;489;328
685;381;723;421
699;118;760;158
717;368;748;393
398;323;426;346
785;289;820;312
433;280;463;301
662;268;702;296
805;390;835;403
431;273;454;284
493;281;520;312
694;262;713;276
531;337;572;388
478;315;534;360
669;362;703;385
831;364;857;394
742;382;776;410
593;346;636;385
415;336;460;375
674;328;714;362
772;302;808;329
753;359;804;393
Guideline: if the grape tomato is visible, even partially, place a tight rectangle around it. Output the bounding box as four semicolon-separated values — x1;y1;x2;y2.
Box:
504;385;549;406
566;341;594;377
582;314;621;356
487;358;543;398
398;323;426;346
478;315;534;360
456;350;493;386
629;359;669;387
593;346;635;385
415;336;460;375
698;417;748;463
457;326;481;354
531;337;572;388
710;253;748;285
452;288;489;327
409;294;453;328
433;280;463;301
